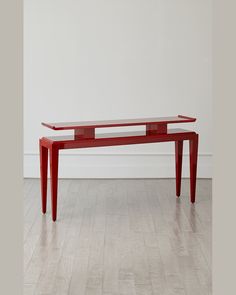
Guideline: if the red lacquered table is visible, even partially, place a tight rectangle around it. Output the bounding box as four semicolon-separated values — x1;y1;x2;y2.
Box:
40;115;199;221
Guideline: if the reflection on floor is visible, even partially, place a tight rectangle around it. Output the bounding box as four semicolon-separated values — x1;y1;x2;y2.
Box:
24;178;211;295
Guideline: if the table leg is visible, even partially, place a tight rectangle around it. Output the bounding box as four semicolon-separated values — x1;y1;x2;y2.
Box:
189;134;199;203
50;145;59;221
40;141;48;214
175;140;183;197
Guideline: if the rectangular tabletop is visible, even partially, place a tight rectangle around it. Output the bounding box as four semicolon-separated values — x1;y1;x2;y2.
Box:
42;128;196;150
42;115;196;130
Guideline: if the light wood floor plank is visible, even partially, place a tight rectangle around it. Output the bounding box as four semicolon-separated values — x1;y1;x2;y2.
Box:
24;178;212;295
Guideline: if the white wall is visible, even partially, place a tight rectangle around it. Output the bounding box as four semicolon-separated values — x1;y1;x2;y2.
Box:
24;0;212;178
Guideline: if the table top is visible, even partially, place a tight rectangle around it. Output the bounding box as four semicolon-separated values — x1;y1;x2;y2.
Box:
43;128;195;142
42;115;196;130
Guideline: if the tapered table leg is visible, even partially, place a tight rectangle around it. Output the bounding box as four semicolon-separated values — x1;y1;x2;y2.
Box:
50;145;59;221
175;140;183;197
40;140;48;214
189;134;199;203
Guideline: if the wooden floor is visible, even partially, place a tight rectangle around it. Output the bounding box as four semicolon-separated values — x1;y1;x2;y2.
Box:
24;178;211;295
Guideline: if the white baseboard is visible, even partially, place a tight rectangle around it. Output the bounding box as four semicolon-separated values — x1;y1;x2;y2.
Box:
24;152;212;178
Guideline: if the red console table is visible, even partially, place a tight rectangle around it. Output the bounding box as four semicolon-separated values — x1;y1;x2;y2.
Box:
40;115;198;221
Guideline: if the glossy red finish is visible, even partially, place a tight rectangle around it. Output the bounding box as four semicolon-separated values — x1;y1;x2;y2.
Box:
40;116;199;221
74;128;95;139
189;134;199;203
42;115;196;130
39;140;48;214
42;129;196;150
146;123;167;135
50;146;59;222
175;140;183;197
